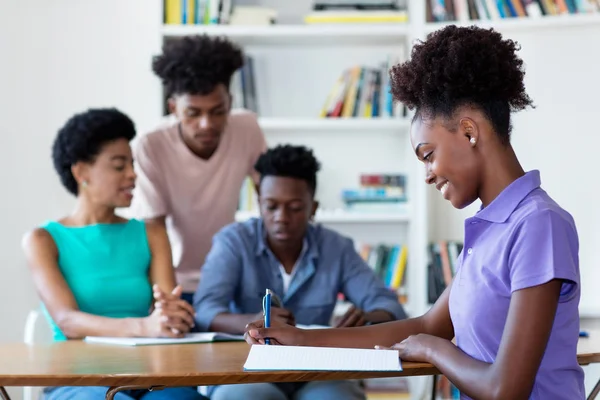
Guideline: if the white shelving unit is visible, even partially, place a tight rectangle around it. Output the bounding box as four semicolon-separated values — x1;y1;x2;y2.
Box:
258;117;411;132
161;24;411;45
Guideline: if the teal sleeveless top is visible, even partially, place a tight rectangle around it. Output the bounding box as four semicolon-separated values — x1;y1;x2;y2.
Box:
40;219;152;341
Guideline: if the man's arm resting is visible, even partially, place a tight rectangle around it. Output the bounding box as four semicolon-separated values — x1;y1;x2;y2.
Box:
365;309;396;324
210;313;259;335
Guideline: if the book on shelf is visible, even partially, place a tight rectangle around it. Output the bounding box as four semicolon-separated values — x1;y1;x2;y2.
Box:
319;52;407;119
427;240;463;303
341;173;408;213
306;0;408;24
426;0;599;23
164;0;226;25
237;177;259;213
304;10;409;24
357;241;409;296
231;54;259;114
160;52;257;115
313;0;403;10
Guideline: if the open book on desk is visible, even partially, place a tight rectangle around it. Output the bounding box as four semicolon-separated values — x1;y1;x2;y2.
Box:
244;345;402;372
84;332;244;346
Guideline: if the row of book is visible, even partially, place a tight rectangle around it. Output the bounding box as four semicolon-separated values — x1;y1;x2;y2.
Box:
230;55;258;114
427;240;463;304
341;173;407;213
357;242;408;292
164;0;231;25
320;53;408;119
427;0;600;22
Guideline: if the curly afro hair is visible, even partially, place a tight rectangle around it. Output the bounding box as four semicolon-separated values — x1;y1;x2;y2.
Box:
254;145;321;195
52;108;136;196
152;34;244;97
390;25;534;144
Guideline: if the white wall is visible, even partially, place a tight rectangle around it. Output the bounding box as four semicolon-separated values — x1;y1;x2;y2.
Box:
1;0;599;398
0;1;162;397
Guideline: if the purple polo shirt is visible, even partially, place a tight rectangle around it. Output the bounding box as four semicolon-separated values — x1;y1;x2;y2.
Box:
449;170;585;399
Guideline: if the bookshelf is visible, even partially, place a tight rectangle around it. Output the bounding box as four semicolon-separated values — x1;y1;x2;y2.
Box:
156;1;599;398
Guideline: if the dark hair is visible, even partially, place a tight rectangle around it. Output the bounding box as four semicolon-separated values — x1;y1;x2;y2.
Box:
390;25;534;144
152;34;244;97
254;145;321;195
51;108;136;196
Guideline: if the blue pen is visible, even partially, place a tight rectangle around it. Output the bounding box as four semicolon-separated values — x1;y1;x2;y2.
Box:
263;289;271;345
580;330;589;338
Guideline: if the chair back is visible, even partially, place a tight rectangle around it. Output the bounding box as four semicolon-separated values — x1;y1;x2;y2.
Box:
23;308;52;400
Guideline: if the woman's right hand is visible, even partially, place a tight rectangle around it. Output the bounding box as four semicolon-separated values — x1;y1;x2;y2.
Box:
244;318;307;346
141;285;196;337
141;306;189;338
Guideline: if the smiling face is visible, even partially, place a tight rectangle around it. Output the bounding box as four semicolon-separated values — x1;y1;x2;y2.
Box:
259;176;318;248
411;113;482;209
169;84;231;159
72;138;137;208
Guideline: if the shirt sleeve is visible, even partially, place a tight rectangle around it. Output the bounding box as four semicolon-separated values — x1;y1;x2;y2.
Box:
131;137;169;218
508;209;580;298
340;239;407;320
193;228;242;332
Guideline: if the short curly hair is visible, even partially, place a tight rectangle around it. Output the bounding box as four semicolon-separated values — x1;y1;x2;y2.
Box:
51;108;136;196
390;25;534;144
254;145;321;195
152;34;244;97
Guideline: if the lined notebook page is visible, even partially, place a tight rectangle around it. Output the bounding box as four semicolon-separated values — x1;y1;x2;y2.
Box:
244;345;402;371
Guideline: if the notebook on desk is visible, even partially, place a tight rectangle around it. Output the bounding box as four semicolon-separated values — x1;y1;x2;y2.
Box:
84;332;245;346
244;345;402;372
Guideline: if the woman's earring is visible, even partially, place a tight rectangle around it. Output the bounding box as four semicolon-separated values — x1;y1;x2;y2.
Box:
469;137;476;146
81;180;88;188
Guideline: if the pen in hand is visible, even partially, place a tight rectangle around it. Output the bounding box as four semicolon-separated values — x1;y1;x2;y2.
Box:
263;289;271;345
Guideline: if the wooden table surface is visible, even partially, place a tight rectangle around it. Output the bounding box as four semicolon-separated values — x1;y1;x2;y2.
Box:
0;332;597;389
0;341;439;388
577;331;600;365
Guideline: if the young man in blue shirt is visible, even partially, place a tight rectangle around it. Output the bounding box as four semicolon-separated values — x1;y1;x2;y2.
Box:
194;144;406;400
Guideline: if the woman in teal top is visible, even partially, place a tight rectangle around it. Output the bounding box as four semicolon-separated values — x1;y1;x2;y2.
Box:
22;108;205;400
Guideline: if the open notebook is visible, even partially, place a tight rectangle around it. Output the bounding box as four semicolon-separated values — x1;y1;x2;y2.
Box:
244;345;402;372
84;332;244;346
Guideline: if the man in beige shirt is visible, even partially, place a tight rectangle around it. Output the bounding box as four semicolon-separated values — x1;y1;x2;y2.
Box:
130;35;267;304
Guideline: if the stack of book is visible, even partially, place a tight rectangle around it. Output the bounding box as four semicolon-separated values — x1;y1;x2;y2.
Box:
341;173;408;212
305;0;409;24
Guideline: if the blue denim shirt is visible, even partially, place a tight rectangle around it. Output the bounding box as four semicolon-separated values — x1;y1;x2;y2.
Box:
193;218;406;331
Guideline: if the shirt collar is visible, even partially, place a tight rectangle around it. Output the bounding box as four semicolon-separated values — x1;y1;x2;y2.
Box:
255;219;320;260
475;170;541;223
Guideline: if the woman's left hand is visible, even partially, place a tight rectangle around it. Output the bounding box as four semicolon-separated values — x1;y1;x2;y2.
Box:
376;333;443;363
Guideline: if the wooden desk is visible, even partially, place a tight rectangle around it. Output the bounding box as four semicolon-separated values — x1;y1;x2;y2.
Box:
0;341;438;400
579;332;600;400
0;335;597;400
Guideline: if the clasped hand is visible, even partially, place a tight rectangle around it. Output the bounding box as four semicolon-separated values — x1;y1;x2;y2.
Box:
144;284;196;338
